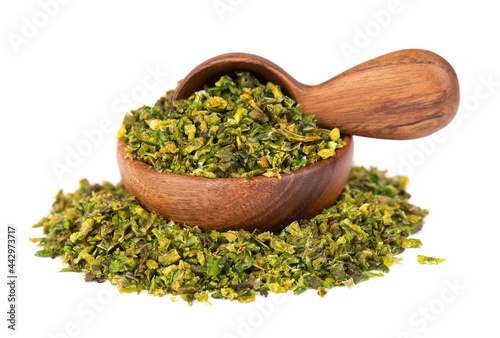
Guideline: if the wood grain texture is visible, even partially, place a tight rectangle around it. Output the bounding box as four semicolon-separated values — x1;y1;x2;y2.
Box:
174;49;459;140
117;135;353;232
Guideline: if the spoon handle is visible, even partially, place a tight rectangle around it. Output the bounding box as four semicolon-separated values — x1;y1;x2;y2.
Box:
293;49;459;139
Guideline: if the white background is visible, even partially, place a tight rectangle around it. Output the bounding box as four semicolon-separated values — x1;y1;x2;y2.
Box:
1;1;499;337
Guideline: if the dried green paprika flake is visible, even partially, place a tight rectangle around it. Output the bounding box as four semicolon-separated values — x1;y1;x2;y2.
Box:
417;255;446;265
118;72;344;179
32;166;430;305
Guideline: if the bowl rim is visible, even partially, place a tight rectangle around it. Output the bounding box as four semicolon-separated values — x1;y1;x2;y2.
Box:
116;134;353;183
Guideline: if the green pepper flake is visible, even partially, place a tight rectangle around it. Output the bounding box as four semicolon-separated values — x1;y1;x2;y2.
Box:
118;72;345;178
32;166;432;304
417;255;446;265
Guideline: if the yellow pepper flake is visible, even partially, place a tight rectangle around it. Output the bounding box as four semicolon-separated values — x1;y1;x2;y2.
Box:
318;148;336;159
159;142;179;154
208;96;227;110
267;82;282;100
329;127;340;141
148;119;161;131
383;254;393;267
116;124;127;139
240;92;252;101
342;219;368;240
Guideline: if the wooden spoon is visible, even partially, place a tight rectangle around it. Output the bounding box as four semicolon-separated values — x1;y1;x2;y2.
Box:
117;49;459;231
174;49;459;140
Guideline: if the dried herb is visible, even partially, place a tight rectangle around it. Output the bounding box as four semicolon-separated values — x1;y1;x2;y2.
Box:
32;166;428;304
417;255;446;265
118;72;344;179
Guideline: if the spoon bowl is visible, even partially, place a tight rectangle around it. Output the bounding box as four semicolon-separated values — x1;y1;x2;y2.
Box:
117;135;353;232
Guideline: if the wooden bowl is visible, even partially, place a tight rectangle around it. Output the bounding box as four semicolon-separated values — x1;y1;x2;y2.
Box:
117;135;353;232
